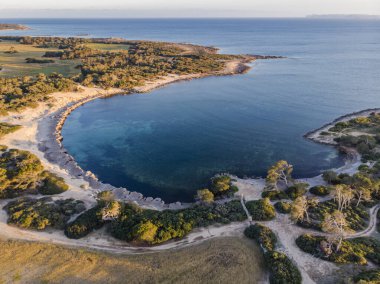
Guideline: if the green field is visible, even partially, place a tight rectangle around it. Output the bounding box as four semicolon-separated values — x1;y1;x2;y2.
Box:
0;237;266;283
0;41;81;77
85;42;130;51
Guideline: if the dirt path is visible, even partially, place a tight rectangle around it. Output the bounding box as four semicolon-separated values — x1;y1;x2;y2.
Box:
347;204;380;238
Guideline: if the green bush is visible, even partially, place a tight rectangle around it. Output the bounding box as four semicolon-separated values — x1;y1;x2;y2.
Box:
264;251;302;284
309;185;331;196
245;198;276;221
285;183;308;200
64;205;104;239
0;123;21;138
110;200;247;245
308;200;369;231
262;190;288;201
353;269;380;283
274;201;291;214
5;197;85;230
244;224;277;251
208;175;238;198
38;172;69;195
296;234;380;265
0;148;69;198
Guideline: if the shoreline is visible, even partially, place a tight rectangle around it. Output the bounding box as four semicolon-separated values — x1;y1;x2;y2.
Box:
304;108;380;146
0;56;378;283
1;56;255;213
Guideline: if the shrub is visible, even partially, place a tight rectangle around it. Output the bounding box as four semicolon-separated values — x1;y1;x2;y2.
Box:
285;183;308;200
262;190;288;201
296;234;380;265
5;197;84;230
110;200;247;245
322;170;340;184
38;172;69;195
264;251;302;284
64;205;104;239
274;201;291;214
244;224;277;251
0;148;68;198
308;200;369;231
25;58;55;64
245;198;276;221
209;175;237;198
0;123;21;138
309;185;331;196
353;269;380;283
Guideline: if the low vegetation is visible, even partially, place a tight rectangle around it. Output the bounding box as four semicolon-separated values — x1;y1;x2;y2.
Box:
0;237;266;284
0;148;69;198
353;269;380;283
309;185;331;196
264;251;302;284
0;122;21;138
274;201;291;214
110;200;246;245
66;198;246;244
0;36;246;114
4;197;85;230
25;57;55;64
244;224;277;251
64;205;104;239
245;223;301;284
245;198;276;221
0;73;79;115
296;234;380;265
197;175;239;202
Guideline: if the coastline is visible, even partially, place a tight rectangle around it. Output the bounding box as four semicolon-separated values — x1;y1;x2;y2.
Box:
304;108;380;145
0;57;254;212
0;55;378;283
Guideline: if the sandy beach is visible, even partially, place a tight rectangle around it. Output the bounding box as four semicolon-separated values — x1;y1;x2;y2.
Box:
0;56;254;213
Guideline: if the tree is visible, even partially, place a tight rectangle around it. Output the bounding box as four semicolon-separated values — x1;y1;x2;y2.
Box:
101;201;121;220
322;170;339;184
290;196;318;223
133;221;158;243
197;189;214;203
354;187;372;206
333;184;354;211
266;160;293;189
97;190;115;203
321;210;352;252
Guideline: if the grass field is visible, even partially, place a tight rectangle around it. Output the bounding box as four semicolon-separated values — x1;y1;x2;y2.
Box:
85;43;130;51
0;41;81;77
0;237;266;284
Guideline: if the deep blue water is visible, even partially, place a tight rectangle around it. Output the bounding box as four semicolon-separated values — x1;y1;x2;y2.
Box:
2;19;380;202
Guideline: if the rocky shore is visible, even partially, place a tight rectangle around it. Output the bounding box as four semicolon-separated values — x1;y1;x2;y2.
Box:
34;57;257;211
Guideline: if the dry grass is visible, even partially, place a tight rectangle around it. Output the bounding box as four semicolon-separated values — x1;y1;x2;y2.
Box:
0;41;80;77
0;237;266;284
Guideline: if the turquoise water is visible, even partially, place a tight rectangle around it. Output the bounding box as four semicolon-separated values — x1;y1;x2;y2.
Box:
3;19;380;202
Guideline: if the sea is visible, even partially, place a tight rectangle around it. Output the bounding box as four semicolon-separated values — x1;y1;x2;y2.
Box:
2;18;380;202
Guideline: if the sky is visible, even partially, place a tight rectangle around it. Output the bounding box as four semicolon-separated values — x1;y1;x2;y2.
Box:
0;0;379;18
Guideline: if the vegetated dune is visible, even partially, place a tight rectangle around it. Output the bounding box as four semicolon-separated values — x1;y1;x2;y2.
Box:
0;237;266;284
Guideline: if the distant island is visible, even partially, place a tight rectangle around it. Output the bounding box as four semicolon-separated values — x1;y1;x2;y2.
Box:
307;14;380;20
0;23;29;31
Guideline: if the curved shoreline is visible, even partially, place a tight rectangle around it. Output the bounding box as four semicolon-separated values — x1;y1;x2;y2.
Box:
37;59;255;210
304;108;380;145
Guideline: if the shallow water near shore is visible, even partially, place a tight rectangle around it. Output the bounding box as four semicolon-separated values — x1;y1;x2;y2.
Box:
4;19;380;202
